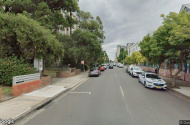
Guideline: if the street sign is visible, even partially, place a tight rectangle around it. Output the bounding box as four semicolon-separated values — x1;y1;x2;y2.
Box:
81;61;84;64
34;59;43;71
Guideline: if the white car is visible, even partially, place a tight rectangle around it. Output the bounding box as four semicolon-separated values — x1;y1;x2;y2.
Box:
102;64;107;69
118;64;124;68
130;67;143;77
128;65;134;74
139;72;167;90
117;63;121;67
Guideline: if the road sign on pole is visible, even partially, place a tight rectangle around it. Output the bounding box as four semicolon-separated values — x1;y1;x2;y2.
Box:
81;61;85;72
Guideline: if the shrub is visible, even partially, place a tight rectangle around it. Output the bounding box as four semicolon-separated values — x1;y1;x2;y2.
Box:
0;56;37;86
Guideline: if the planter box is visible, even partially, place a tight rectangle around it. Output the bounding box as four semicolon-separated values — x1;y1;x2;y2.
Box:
41;75;51;87
76;69;81;74
12;79;42;97
56;68;80;78
185;73;190;82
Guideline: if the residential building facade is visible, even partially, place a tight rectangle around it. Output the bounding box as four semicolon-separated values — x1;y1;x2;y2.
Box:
180;3;190;12
126;43;134;53
59;10;79;36
128;42;141;56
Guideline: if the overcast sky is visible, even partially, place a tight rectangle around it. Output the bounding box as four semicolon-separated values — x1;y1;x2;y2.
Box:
79;0;189;60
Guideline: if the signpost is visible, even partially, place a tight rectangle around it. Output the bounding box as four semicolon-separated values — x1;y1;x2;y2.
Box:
34;59;43;76
81;61;85;73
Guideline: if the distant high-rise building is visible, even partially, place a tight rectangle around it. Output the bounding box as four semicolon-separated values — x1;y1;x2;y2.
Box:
116;45;121;58
126;43;134;52
115;45;127;59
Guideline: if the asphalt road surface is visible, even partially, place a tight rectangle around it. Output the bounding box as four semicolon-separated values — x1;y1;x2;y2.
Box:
16;67;190;125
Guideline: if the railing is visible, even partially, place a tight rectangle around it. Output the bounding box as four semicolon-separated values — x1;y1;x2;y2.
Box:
12;73;40;85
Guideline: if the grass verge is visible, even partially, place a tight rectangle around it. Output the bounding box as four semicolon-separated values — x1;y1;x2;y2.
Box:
0;85;12;95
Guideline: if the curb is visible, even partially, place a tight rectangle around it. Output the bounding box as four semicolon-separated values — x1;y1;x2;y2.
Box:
14;75;88;123
167;87;190;103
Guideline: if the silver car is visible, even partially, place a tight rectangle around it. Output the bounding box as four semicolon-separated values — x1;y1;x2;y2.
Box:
89;69;100;77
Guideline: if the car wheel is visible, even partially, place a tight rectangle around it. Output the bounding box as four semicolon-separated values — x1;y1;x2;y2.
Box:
132;73;134;77
144;82;147;88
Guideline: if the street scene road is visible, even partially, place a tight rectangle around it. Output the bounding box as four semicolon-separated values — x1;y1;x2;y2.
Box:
17;67;190;125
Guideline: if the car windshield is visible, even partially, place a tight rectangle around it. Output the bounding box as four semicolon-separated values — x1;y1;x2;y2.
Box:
146;74;161;79
133;67;141;71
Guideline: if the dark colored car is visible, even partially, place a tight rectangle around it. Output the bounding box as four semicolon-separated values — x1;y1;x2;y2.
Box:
109;65;113;69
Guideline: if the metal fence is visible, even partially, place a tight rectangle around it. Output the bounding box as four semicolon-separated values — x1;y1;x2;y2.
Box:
12;73;40;85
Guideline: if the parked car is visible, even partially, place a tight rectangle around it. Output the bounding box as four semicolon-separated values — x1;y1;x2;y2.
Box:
95;67;101;75
89;69;100;77
117;63;121;67
102;64;107;70
98;66;105;71
139;72;167;90
128;65;134;74
130;67;143;77
113;63;116;66
126;65;129;73
118;64;124;68
109;64;113;69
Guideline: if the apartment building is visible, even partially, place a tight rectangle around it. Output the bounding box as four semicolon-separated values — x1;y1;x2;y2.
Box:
128;42;141;56
115;45;126;58
180;3;190;12
59;10;79;36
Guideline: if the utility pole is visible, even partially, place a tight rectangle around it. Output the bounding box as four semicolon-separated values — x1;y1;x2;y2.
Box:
123;53;124;65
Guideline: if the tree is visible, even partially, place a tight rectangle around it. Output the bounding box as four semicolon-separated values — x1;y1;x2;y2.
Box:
139;11;190;87
72;29;102;65
0;13;64;65
103;51;109;63
163;11;190;86
130;52;146;65
125;55;132;64
139;32;167;74
77;10;105;43
3;0;79;32
117;50;128;63
58;29;102;67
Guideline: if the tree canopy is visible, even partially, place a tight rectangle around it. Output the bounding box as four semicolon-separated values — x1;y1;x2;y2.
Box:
117;48;128;63
3;0;79;32
0;13;64;64
139;10;190;86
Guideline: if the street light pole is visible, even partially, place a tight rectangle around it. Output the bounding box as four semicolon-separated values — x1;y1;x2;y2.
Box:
123;53;124;65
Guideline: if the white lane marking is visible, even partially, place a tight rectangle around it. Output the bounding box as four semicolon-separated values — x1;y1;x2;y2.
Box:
69;92;91;94
120;86;125;96
71;77;89;91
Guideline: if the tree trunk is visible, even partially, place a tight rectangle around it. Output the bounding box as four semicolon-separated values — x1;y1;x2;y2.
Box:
158;63;161;75
172;63;182;87
169;62;173;78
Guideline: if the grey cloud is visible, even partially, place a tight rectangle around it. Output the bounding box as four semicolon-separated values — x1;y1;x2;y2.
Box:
79;0;189;60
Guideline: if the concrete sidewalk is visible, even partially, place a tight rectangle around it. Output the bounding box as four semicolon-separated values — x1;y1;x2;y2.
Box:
163;77;190;102
0;72;88;124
